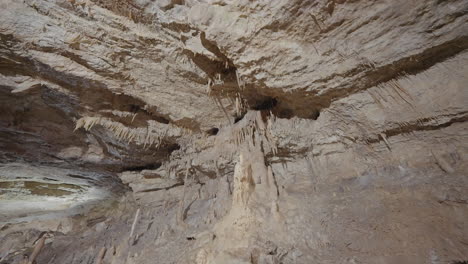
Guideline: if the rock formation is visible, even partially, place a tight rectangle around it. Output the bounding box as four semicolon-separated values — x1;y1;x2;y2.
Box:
0;0;467;263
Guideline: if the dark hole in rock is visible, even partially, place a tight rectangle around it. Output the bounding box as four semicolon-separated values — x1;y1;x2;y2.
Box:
122;163;161;172
186;237;196;241
234;112;247;123
452;261;468;264
206;127;219;136
153;116;170;124
167;143;181;152
311;109;320;120
251;97;277;111
129;104;140;113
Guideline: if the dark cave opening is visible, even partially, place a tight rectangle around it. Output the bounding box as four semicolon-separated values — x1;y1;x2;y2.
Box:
206;127;219;136
251;97;278;111
122;163;162;172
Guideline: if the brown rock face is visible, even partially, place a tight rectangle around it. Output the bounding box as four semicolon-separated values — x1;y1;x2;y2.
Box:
1;0;467;263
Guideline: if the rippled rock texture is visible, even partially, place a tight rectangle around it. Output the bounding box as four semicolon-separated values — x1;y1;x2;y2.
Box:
1;0;467;263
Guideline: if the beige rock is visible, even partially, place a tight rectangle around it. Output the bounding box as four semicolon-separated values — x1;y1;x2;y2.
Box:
0;0;467;263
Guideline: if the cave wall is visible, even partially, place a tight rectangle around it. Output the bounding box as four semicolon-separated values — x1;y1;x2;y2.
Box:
0;0;467;263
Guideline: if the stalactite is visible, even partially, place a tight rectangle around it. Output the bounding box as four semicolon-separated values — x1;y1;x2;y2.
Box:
74;116;172;148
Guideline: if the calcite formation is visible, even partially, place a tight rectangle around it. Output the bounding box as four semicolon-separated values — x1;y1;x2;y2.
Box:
0;0;467;263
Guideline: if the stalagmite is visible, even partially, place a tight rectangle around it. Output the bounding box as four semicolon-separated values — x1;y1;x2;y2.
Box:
380;133;391;150
129;208;141;244
27;234;47;264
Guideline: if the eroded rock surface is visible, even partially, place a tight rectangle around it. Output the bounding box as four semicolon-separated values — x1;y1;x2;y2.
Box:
1;0;467;263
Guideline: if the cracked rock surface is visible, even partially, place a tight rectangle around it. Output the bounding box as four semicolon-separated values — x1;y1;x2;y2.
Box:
0;0;467;263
